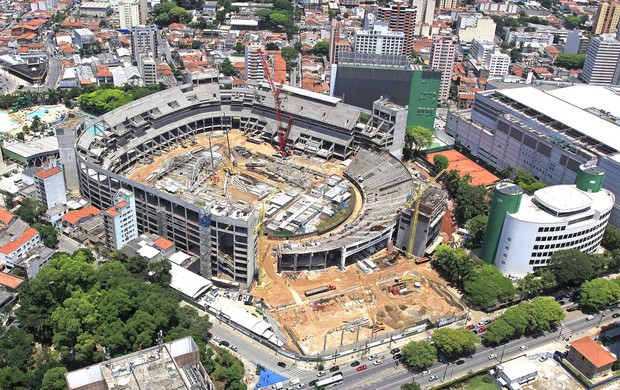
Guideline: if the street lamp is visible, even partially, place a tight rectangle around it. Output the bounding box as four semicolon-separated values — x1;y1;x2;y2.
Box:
598;312;606;328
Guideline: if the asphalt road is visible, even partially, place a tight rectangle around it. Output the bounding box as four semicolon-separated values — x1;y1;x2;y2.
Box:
210;306;620;390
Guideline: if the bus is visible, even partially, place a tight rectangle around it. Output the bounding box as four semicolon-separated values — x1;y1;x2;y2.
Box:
314;374;344;389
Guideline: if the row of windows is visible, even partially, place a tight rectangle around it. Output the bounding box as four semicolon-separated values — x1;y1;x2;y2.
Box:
529;236;603;264
535;221;606;242
538;225;566;233
533;229;604;253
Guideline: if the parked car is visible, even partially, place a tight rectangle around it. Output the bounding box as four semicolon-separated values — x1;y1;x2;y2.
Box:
488;354;497;360
368;354;378;360
219;340;230;347
428;375;438;382
421;370;430;376
478;326;488;333
613;313;620;319
356;365;367;372
329;366;339;372
586;315;595;321
390;348;400;354
393;353;402;360
466;324;475;330
351;361;360;367
230;345;238;352
296;384;305;389
519;345;527;351
455;359;465;365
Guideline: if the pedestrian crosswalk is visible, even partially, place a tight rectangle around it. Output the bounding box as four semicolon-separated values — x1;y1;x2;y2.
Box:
283;367;306;378
558;325;573;341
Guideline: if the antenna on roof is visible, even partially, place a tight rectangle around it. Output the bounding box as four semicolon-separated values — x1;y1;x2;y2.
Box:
157;330;164;353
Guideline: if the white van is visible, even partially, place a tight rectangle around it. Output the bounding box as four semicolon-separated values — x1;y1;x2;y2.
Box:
290;379;300;385
271;382;283;390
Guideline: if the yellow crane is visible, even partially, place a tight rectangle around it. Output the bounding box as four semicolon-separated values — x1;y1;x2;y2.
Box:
406;169;446;259
254;188;278;286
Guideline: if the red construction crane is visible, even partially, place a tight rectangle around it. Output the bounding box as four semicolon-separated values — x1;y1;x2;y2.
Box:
257;48;293;157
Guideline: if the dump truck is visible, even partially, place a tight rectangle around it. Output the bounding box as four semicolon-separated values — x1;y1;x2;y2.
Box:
304;284;336;297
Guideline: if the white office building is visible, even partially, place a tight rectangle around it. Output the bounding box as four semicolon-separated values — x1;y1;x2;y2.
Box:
102;189;138;250
119;0;147;29
354;22;405;56
581;34;620;85
483;177;614;277
470;39;510;77
131;25;158;64
457;13;496;42
34;166;67;209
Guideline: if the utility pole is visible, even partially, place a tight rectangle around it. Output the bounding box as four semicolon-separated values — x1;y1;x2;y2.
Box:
598;312;606;328
499;344;507;363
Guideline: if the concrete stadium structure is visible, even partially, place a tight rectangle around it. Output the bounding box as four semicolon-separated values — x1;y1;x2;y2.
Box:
74;84;408;287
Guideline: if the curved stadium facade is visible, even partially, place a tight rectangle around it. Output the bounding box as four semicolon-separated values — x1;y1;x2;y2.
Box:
74;84;409;287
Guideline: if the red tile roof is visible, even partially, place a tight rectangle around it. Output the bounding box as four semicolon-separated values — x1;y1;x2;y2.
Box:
95;64;112;77
104;207;119;217
0;209;14;226
0;227;39;255
571;337;616;368
116;201;128;208
34;167;62;180
154;237;174;250
62;205;100;225
0;272;24;289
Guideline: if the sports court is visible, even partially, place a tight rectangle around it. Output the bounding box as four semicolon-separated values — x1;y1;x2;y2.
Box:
426;149;499;186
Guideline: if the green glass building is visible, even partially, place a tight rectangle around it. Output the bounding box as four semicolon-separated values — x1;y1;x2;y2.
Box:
407;68;441;130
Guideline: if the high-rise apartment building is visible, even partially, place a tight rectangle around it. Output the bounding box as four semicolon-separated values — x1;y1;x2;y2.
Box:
103;189;138;250
411;0;435;37
471;39;510;77
139;55;157;84
131;25;158;64
593;1;620;35
119;0;147;29
244;43;264;81
456;13;496;42
581;34;620;85
430;34;457;102
377;1;417;56
34;165;67;209
436;0;458;9
329;19;344;64
354;22;405;55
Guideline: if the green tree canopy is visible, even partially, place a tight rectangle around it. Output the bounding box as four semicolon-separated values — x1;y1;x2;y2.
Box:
219;58;237;76
514;169;545;195
455;183;489;224
518;270;556;299
604;225;620;251
463;264;516;307
78;89;133;116
554;53;585;70
431;327;479;359
405;125;433;156
234;41;245;53
41;367;68;390
550;249;600;287
564;15;581;28
433;154;449;171
313;41;329;56
579;278;620;311
433;244;483;288
33;223;58;248
465;215;487;249
401;340;436;370
15;198;46;224
0;328;34;369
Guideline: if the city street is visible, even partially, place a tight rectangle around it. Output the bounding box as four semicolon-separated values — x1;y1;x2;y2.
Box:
208;304;620;390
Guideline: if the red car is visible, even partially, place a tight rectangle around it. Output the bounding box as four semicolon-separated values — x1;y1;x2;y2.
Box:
466;325;475;330
478;326;488;333
356;364;368;372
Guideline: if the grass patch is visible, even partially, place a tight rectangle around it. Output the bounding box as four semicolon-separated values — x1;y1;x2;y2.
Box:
460;374;498;389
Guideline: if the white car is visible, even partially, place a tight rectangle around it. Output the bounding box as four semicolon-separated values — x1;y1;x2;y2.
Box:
519;345;527;351
586;315;595;321
373;359;382;366
296;384;305;389
488;354;497;360
316;371;326;377
428;375;438;382
368;354;378;361
421;370;430;376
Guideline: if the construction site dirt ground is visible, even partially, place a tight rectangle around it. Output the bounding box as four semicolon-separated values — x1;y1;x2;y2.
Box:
253;253;463;355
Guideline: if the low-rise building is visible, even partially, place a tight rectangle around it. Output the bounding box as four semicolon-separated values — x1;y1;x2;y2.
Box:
103;189;138;250
567;336;617;380
0;227;41;269
490;356;538;388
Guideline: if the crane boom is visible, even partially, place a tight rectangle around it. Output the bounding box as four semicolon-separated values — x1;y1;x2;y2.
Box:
257;48;293;156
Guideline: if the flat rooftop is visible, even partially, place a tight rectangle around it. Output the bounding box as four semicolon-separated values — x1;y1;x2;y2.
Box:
534;185;593;213
492;86;620;153
3;136;58;159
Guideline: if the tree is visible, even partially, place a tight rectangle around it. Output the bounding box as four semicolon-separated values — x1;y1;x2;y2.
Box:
554;53;586;70
234;42;244;53
432;328;479;359
579;278;620;311
603;225;620;251
514;169;545;195
78;89;133;115
564;15;581;28
15;198;46;224
281;46;299;63
518;270;556;299
265;42;279;50
405;125;433;156
463;264;516;307
550;249;599;287
33;223;58;248
526;297;565;333
455;183;489;224
401;341;436;370
313;41;329;56
510;49;523;63
0;328;34;369
191;40;202;49
219;58;237;76
433;154;449;171
465;215;487;249
269;12;292;28
41;367;68;390
433;245;483;288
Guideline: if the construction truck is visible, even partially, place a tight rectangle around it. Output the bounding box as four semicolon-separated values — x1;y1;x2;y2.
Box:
415;256;431;265
373;321;386;332
304;285;336;297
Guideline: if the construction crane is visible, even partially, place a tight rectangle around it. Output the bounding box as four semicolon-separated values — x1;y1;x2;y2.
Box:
257;48;293;157
254;188;279;286
406;169;446;259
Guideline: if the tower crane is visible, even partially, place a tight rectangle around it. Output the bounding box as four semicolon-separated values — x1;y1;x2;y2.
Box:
257;48;293;157
406;169;446;259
